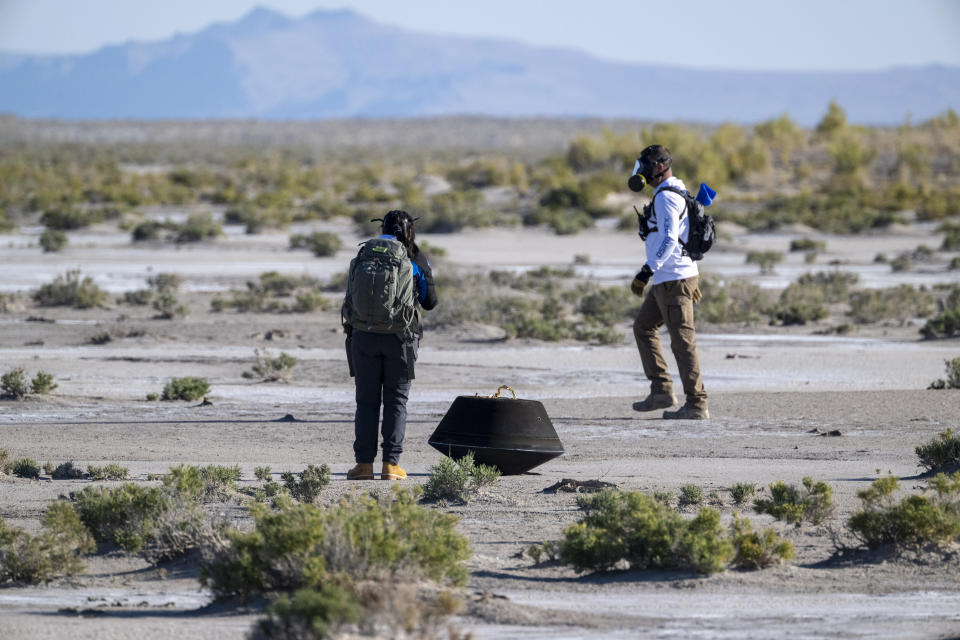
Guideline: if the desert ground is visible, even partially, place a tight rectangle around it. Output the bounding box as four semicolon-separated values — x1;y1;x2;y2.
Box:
1;212;960;639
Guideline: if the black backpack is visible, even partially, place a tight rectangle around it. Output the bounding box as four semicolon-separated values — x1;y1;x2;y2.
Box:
638;185;716;261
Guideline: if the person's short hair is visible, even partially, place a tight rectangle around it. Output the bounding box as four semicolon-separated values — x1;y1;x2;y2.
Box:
640;144;672;167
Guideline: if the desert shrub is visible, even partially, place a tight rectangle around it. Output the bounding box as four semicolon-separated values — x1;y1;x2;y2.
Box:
30;371;57;395
678;484;705;508
255;466;272;482
39;228;68;252
789;238;826;253
131;220;163;242
697;279;773;325
940;222;960;251
890;253;914;272
753;477;834;526
577;284;638;326
0;449;11;475
163;464;241;501
88;331;113;344
152;290;188;319
849;285;935;324
770;283;827;325
916;430;960;474
730;483;757;506
86;463;130;481
43;461;54;475
292;291;329;313
175;213;222;243
921;286;960;339
161;377;210;401
281;465;331;504
122;289;153;305
0;502;95;584
422;452;501;503
52;461;86;480
290;231;342;257
12;458;41;479
524;206;594;235
745;250;784;274
928;358;960;391
70;478;224;563
795;271;859;303
730;516;794;569
558;489;732;575
40;206;96;230
32;270;106;309
1;368;28;400
244;349;297;382
847;474;960;550
202;488;470;600
71;483;170;552
249;584;361;640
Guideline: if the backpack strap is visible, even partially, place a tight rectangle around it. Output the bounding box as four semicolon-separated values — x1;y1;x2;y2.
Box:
656;185;690;220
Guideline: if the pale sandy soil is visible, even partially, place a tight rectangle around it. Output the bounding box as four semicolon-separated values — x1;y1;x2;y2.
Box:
1;219;959;639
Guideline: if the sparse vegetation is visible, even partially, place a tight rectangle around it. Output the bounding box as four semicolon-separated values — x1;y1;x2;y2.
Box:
289;231;342;257
753;477;835;526
1;368;28;400
422;452;501;503
915;430;960;474
12;458;41;479
927;358;960;391
30;371;57;395
32;270;107;309
86;463;130;481
730;483;757;506
558;489;733;575
51;461;86;480
731;516;795;569
745;250;784;274
255;466;272;482
847;474;960;550
0;501;95;584
678;484;705;508
280;465;331;504
202;488;470;600
244;349;297;382
161;377;210;401
39;228;68;252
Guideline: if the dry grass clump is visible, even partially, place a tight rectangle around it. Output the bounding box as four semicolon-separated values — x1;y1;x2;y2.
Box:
161;377;210;401
87;463;130;481
753;477;835;526
847;474;960;551
916;429;960;474
243;349;297;383
31;270;106;309
730;516;795;569
1;368;57;399
422;452;500;503
0;501;95;584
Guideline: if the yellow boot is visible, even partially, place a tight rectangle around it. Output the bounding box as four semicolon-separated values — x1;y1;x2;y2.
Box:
346;463;374;480
381;463;407;480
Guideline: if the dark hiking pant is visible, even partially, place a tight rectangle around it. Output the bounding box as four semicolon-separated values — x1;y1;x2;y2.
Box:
351;330;417;465
632;276;707;410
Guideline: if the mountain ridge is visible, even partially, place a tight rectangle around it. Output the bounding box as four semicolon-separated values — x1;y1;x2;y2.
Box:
0;7;956;124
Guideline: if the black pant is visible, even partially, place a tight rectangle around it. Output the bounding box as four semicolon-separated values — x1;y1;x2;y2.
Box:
351;330;417;465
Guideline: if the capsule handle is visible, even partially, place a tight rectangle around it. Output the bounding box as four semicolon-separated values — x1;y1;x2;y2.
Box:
491;385;517;400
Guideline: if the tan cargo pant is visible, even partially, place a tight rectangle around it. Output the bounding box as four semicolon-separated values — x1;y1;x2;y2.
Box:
632;275;707;410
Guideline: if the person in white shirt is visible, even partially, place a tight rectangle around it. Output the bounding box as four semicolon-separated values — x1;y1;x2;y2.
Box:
629;144;709;419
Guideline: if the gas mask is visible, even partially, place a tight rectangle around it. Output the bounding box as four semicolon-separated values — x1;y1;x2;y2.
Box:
628;155;670;192
628;158;654;192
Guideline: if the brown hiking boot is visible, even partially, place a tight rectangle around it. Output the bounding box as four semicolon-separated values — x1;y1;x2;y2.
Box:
662;405;710;420
632;393;677;412
346;463;375;480
381;463;407;480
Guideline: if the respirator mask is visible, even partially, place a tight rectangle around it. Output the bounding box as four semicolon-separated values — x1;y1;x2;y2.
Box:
627;154;670;192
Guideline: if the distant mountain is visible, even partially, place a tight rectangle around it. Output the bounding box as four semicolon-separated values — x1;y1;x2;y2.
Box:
0;6;957;125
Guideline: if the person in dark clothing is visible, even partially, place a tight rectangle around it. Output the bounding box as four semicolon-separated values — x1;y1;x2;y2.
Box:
344;210;437;481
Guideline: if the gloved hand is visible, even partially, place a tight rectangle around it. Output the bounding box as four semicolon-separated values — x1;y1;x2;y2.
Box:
692;285;703;303
630;264;653;297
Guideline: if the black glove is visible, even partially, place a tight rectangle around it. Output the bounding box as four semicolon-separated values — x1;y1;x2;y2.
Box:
630;264;653;297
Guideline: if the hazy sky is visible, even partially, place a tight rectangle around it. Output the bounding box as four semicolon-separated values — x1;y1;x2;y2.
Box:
1;0;958;71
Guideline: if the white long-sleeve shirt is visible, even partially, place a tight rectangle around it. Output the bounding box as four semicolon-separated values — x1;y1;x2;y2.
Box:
642;176;699;285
